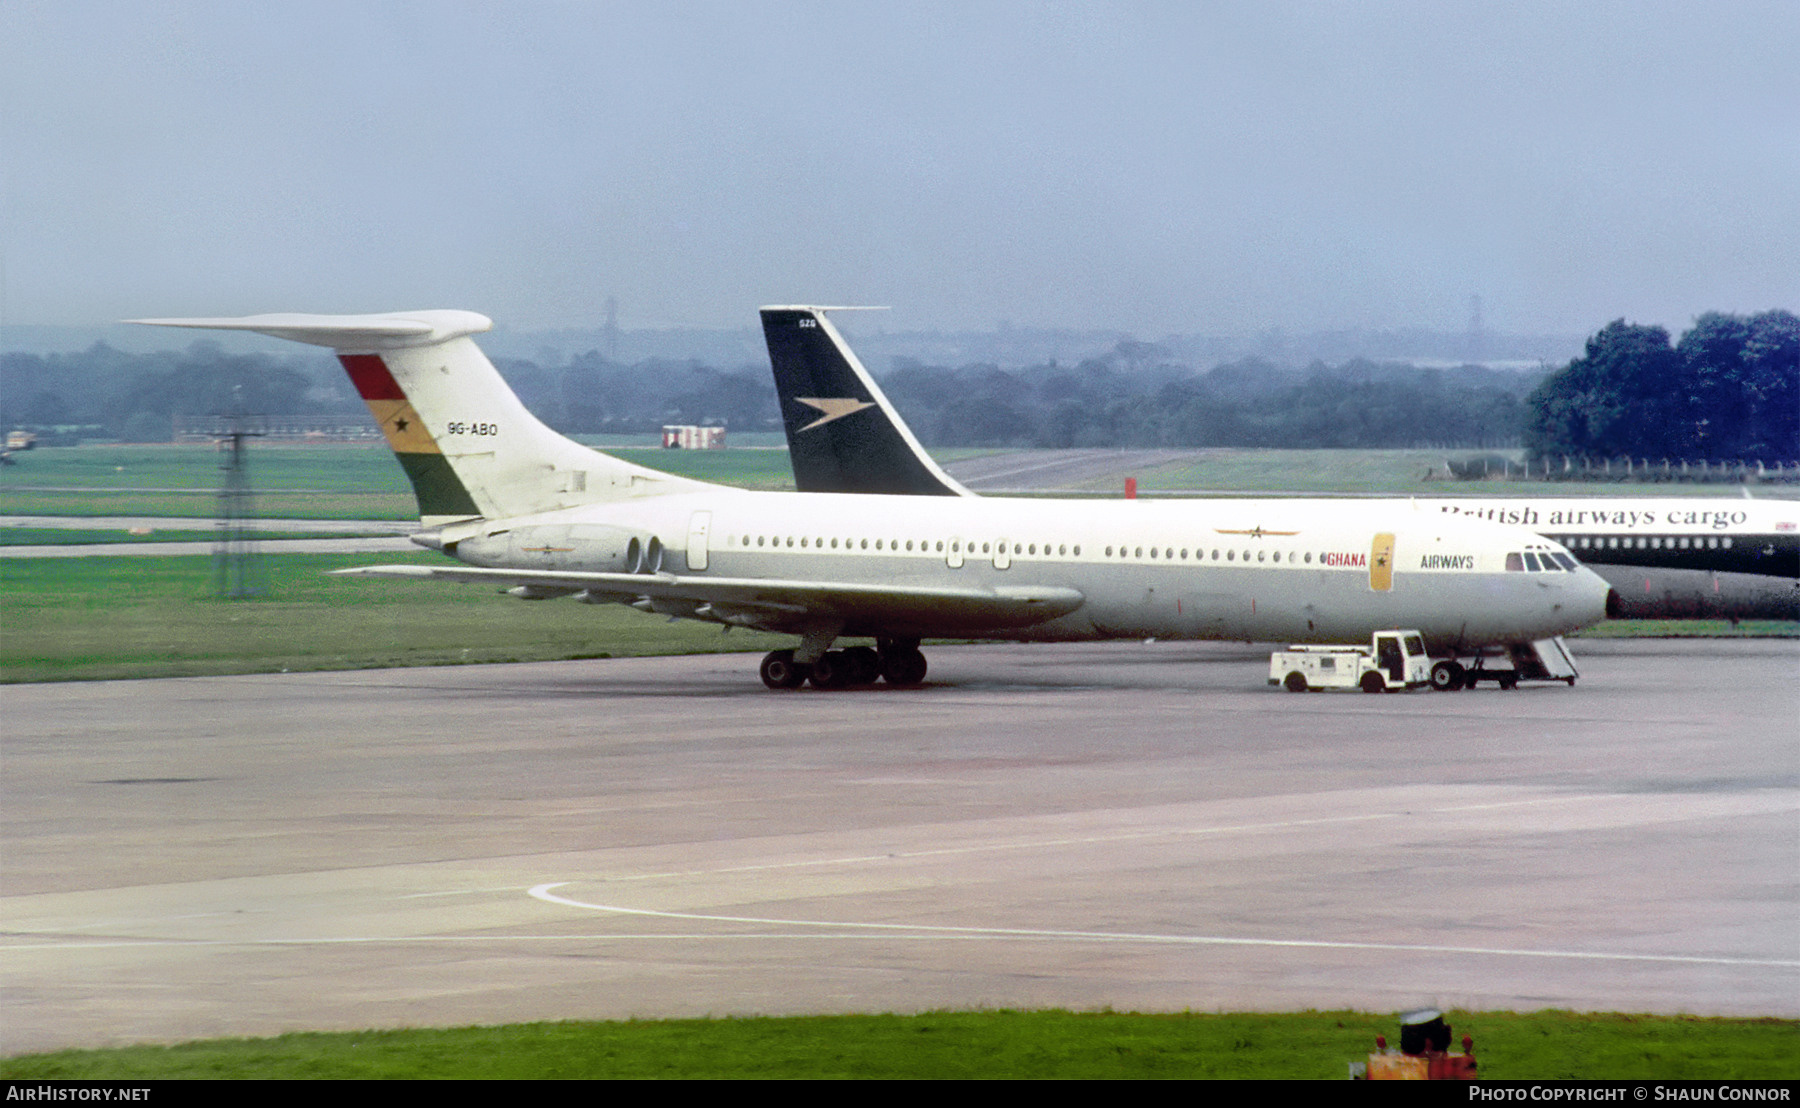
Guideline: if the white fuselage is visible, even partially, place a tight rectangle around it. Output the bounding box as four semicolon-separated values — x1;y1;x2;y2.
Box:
458;487;1613;653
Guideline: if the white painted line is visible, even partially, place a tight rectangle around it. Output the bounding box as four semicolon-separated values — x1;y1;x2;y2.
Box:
526;883;1800;970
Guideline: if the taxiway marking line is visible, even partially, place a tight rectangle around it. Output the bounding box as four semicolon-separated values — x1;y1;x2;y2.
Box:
527;884;1800;970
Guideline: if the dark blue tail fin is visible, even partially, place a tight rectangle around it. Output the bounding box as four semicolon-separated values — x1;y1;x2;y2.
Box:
760;306;972;497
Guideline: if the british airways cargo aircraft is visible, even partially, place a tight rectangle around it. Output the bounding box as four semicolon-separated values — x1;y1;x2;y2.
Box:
760;306;1797;623
131;310;1611;690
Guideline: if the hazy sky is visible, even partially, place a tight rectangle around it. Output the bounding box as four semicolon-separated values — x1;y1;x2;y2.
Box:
4;1;1796;338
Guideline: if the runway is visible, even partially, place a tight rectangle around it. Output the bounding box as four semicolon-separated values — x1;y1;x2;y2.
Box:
2;638;1795;1054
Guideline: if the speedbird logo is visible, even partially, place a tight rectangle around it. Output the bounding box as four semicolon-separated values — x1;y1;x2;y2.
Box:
794;396;875;432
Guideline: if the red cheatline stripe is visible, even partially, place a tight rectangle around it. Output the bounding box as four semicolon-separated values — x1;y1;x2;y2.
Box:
339;354;405;401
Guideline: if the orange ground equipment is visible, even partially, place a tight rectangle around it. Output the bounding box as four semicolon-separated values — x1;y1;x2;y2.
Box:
1352;1009;1477;1080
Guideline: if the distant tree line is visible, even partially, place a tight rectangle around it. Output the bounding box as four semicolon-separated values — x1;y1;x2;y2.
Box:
6;310;1790;457
0;343;786;444
0;339;1540;450
1525;311;1798;463
879;350;1536;450
0;342;324;444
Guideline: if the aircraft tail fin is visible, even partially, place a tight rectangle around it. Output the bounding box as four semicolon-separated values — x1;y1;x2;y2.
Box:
128;311;705;525
760;306;972;497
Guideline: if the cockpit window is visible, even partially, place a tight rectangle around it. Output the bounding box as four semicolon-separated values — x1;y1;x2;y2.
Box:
1522;552;1542;572
1550;552;1577;570
1505;552;1524;572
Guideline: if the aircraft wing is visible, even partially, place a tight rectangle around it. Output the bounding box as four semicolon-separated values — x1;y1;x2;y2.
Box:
332;564;1085;634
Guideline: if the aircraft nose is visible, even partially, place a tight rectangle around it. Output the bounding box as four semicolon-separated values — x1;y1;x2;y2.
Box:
1572;566;1614;628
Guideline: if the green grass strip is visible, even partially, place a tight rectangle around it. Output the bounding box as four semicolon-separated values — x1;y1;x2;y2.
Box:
3;1010;1794;1080
0;442;797;519
0;528;381;545
0;552;784;682
1573;619;1798;638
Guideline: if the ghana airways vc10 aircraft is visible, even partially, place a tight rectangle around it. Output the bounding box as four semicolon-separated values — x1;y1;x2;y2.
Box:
760;306;1798;623
133;309;1613;691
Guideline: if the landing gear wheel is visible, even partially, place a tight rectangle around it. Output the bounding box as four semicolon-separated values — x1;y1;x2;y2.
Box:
1498;676;1519;691
880;647;928;687
759;649;809;690
1283;672;1308;693
843;646;882;685
808;651;846;689
1360;671;1386;694
1430;660;1466;692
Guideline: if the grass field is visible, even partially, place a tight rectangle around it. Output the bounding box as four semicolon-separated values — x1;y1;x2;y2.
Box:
0;552;785;682
1113;448;1455;495
982;446;1800;498
1575;618;1799;638
9;443;1789;519
3;1010;1793;1080
0;527;377;545
0;443;417;518
0;441;800;517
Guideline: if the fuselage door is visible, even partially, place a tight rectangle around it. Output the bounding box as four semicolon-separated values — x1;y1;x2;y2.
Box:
994;539;1012;570
686;511;712;571
1369;532;1395;592
947;536;965;569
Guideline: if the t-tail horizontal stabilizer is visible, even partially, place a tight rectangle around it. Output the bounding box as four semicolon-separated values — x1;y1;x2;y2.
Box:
760;306;972;497
129;311;704;526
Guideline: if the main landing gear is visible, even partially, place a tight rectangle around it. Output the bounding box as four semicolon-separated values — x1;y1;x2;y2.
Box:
759;638;928;691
